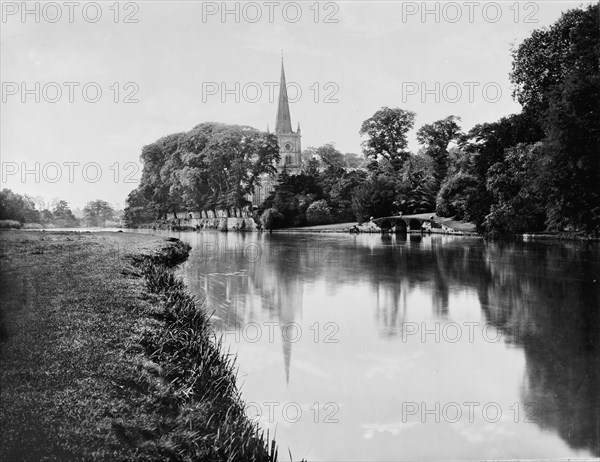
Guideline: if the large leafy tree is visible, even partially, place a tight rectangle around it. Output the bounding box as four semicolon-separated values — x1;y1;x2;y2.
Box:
52;200;79;227
124;189;155;227
261;167;325;227
510;4;599;118
83;200;115;227
359;107;416;169
436;172;479;220
178;123;279;212
351;172;397;222
510;3;600;232
459;112;544;228
0;189;40;223
129;123;279;222
416;116;462;191
138;132;184;218
395;155;437;214
483;143;547;238
316;144;346;169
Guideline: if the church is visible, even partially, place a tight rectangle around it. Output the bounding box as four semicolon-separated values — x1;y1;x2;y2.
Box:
168;58;302;229
251;57;302;206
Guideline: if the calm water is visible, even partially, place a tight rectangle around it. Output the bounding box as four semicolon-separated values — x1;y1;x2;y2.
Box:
140;230;600;460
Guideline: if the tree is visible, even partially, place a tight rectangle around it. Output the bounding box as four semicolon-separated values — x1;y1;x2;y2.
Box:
52;200;79;227
436;172;479;220
395;155;437;214
0;189;40;223
316;144;345;169
344;152;367;169
134;123;280;218
262;167;324;227
542;68;600;231
351;173;397;222
137;132;184;218
306;200;333;225
83;200;115;227
39;209;54;225
124;189;155;227
459;112;544;228
483;143;547;238
325;169;367;222
510;3;600;233
510;4;599;118
359;107;416;169
301;147;318;167
417;116;462;190
260;208;284;230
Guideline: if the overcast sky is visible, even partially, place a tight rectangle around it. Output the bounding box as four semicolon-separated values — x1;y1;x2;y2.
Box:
1;1;592;209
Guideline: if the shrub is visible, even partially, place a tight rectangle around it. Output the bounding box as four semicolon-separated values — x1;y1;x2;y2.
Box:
0;220;22;229
260;208;284;230
306;200;333;225
436;172;478;220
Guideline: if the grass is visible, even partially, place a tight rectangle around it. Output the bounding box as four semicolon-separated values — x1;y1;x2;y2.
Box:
277;213;477;234
0;231;278;461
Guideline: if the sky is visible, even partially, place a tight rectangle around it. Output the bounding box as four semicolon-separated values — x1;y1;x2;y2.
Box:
0;1;593;209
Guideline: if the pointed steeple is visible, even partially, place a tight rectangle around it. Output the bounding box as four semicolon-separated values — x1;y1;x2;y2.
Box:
275;56;293;134
281;325;292;385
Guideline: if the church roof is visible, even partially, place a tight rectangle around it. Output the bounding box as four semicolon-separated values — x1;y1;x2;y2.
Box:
275;59;293;134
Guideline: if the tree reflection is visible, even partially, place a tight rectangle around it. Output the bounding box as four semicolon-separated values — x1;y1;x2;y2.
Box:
181;232;599;456
480;243;600;456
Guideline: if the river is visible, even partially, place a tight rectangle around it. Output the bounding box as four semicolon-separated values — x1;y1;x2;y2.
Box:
137;230;600;461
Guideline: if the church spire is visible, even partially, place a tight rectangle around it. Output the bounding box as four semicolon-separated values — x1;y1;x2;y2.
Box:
275;56;293;134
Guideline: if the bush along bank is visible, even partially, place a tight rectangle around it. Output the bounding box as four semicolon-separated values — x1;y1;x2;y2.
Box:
131;239;278;461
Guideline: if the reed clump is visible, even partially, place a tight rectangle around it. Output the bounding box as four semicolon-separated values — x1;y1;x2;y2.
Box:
133;241;278;461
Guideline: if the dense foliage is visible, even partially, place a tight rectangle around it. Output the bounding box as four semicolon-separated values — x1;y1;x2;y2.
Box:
124;4;598;238
0;189;40;224
83;200;116;227
0;189;80;228
124;123;279;226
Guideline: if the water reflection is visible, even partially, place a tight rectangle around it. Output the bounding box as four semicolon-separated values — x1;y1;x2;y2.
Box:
169;231;599;459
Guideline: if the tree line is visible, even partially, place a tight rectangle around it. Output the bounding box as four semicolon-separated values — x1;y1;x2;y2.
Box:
0;189;119;228
125;4;598;237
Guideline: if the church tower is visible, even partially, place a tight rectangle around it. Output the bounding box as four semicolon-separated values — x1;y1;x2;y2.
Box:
274;57;302;174
251;57;302;206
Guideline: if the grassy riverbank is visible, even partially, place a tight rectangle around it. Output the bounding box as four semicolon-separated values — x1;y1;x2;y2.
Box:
0;231;276;461
277;214;478;234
